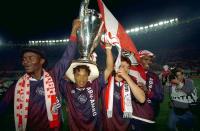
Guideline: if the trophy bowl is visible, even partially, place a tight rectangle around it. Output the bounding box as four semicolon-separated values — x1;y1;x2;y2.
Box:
77;9;103;62
66;9;103;83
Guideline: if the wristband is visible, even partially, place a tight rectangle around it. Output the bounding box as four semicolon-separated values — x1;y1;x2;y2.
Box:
105;46;112;49
69;35;77;43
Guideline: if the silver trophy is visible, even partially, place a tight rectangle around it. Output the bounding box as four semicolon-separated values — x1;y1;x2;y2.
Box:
66;0;103;82
78;0;103;61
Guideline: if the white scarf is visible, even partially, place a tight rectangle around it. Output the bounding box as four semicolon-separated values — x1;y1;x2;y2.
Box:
14;70;59;131
105;76;133;118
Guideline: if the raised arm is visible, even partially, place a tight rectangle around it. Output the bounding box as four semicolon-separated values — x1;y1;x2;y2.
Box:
52;19;80;81
104;43;114;81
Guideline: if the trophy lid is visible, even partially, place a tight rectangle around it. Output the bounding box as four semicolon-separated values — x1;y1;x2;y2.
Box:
87;9;102;18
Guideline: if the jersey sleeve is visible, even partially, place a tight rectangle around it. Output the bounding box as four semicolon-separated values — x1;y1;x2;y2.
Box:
0;82;16;115
51;41;77;82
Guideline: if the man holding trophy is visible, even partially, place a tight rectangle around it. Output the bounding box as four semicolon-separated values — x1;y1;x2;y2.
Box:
59;0;114;130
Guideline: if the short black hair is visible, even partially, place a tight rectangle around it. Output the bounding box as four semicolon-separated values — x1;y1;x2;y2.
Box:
73;65;91;75
121;56;131;66
175;67;184;74
169;67;184;81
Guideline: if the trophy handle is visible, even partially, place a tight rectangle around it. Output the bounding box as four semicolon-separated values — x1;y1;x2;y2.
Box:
90;21;104;54
79;0;90;21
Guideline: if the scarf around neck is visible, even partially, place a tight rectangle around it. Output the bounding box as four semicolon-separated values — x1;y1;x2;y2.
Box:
14;70;59;131
105;76;133;118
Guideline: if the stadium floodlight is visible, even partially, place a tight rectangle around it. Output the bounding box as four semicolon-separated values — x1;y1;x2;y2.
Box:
154;23;158;27
26;18;180;44
164;21;169;24
159;21;164;25
149;24;154;28
131;29;135;32
126;30;130;33
125;17;179;35
170;19;175;23
135;27;139;32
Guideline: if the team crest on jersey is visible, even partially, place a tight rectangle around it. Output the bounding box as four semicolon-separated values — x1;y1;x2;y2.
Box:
114;91;120;100
78;94;88;104
71;89;75;94
36;86;45;96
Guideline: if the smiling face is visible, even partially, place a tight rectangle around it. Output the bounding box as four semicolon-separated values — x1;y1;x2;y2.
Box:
73;65;90;88
74;69;89;88
22;52;45;74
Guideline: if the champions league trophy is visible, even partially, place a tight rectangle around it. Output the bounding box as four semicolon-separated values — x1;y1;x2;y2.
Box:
66;0;103;82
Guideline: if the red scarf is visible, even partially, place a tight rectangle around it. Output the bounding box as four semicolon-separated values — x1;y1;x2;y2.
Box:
14;70;59;130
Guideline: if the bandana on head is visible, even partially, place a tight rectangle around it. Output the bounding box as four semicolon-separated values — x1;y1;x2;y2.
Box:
14;70;59;131
138;50;154;58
